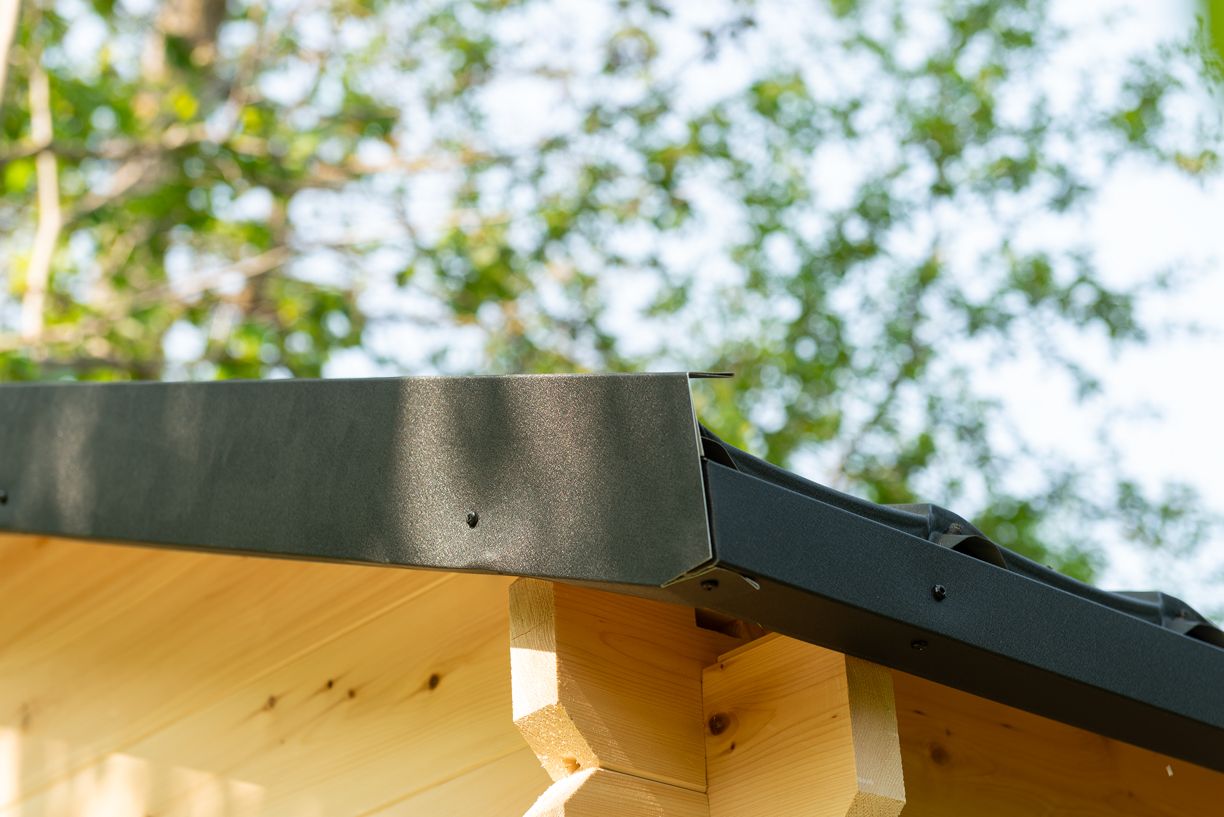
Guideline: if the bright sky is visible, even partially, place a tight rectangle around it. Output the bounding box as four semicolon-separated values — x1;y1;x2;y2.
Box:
984;0;1224;608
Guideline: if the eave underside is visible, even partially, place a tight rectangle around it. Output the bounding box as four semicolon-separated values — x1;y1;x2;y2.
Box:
3;534;1223;817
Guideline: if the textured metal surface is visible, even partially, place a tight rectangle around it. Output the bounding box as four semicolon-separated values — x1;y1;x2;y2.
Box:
0;374;712;584
679;462;1224;773
698;425;1224;646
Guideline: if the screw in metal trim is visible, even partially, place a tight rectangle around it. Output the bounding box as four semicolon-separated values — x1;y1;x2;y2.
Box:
931;584;947;601
910;639;929;651
700;578;720;592
465;510;479;528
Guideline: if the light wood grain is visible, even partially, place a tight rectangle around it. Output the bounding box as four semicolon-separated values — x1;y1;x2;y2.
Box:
509;579;735;792
10;534;1216;817
523;768;710;817
0;534;443;775
702;634;905;817
892;669;1224;817
0;533;550;817
360;745;547;817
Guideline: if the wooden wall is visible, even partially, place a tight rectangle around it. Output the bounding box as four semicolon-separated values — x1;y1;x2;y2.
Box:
0;534;548;817
3;534;1221;817
892;669;1223;816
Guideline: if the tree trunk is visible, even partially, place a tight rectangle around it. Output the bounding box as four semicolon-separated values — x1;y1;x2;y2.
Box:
0;0;21;115
143;0;228;78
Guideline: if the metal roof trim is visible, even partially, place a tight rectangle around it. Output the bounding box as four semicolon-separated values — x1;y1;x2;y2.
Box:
0;373;712;584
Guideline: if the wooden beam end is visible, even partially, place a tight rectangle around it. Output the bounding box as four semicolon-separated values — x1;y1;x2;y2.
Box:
844;789;906;817
703;635;905;817
513;701;600;782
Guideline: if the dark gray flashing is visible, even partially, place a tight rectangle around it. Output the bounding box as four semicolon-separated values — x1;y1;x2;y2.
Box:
0;374;712;584
698;425;1224;651
0;374;1220;771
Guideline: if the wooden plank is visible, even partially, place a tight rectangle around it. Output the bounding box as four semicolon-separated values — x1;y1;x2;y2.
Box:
0;534;551;817
523;768;709;817
892;670;1224;817
0;535;201;655
509;579;736;792
359;746;546;817
0;534;452;807
702;634;905;817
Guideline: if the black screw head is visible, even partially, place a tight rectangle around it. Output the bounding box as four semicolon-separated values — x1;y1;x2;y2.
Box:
0;489;7;505
700;578;719;592
708;712;730;735
931;584;947;601
910;639;929;651
465;510;479;528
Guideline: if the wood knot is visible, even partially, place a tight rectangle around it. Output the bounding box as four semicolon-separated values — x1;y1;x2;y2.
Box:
929;742;951;766
708;712;731;736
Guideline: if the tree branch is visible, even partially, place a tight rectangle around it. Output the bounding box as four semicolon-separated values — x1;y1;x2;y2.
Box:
68;154;162;225
20;60;60;343
0;246;291;356
136;245;291;306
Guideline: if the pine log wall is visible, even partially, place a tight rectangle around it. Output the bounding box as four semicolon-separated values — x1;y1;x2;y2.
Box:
0;534;548;817
2;534;1222;816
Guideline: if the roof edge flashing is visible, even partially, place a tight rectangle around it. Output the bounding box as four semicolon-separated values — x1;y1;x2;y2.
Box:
0;373;713;586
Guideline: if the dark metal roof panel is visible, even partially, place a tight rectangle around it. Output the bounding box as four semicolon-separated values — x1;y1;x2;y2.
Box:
697;425;1224;649
0;374;712;583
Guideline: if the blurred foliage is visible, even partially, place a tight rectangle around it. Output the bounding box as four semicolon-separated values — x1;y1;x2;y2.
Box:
1;0;1221;584
1209;1;1224;77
